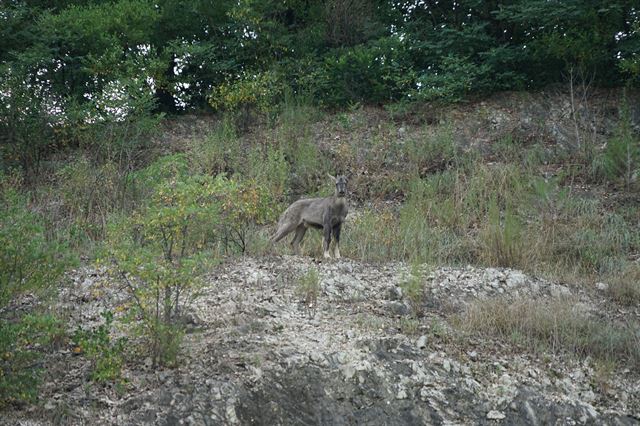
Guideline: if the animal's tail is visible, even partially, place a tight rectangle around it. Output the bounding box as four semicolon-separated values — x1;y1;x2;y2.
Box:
270;204;298;243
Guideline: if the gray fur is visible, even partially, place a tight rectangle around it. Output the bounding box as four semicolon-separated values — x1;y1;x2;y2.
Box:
270;175;348;258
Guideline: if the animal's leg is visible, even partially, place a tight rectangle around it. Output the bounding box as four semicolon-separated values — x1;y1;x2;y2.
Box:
323;225;332;259
290;225;307;255
332;224;342;259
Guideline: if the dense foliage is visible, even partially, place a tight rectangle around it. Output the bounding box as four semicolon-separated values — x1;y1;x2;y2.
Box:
2;1;638;114
1;0;638;170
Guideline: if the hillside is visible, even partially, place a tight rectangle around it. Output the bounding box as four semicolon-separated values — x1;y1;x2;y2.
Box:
3;89;640;425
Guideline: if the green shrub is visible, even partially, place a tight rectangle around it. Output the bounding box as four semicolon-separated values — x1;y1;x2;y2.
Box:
132;153;190;195
53;158;122;243
105;169;278;365
209;71;284;113
0;178;72;305
400;264;427;318
598;108;639;189
0;176;73;406
217;177;279;254
412;55;491;103
105;173;224;367
73;311;126;383
0;314;65;407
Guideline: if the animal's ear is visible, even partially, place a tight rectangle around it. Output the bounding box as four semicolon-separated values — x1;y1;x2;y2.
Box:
327;173;336;182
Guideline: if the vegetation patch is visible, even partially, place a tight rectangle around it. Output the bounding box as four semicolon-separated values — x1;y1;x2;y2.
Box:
457;297;640;368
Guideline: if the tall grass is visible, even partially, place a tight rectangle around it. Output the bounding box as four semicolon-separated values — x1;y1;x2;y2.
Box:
190;115;241;176
458;297;640;368
344;154;639;283
274;94;327;193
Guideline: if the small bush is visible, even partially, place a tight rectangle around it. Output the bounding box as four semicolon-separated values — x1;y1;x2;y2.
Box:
296;268;321;318
399;317;420;335
244;144;289;202
0;183;70;305
105;167;278;365
105;173;224;367
209;71;284;113
0;314;65;407
594;105;639;189
73;311;126;383
412;55;491;103
53;158;122;242
479;200;526;268
217;178;280;254
0;175;73;406
400;264;427;318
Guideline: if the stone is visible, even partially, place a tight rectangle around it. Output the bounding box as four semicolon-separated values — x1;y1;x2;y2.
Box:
416;335;428;349
309;351;324;363
487;410;506;420
506;272;527;288
385;286;403;301
385;301;410;316
396;387;408;399
225;400;239;424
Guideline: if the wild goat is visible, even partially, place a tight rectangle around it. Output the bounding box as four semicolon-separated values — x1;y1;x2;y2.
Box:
270;174;348;259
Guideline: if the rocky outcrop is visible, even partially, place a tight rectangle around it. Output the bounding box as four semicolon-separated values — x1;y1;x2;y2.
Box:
7;256;640;425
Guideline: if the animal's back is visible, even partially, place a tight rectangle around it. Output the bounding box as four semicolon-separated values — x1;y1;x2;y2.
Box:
276;198;319;227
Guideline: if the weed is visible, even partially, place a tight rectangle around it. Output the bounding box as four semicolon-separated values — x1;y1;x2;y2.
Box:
354;313;388;331
430;318;448;340
591;359;615;395
399;317;420;335
606;262;640;306
400;264;427;318
190;115;241;176
479;200;525;269
296;268;321;318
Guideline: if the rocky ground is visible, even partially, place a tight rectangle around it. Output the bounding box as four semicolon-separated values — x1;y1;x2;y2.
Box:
5;255;640;425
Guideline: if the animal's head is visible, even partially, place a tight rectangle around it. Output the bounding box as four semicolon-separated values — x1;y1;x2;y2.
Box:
328;174;348;197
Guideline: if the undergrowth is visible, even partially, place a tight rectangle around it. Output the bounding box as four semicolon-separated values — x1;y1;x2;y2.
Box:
457;297;640;368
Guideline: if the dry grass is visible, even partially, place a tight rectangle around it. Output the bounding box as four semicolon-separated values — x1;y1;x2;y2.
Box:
606;262;640;306
457;297;640;368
